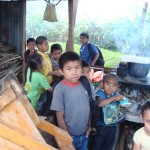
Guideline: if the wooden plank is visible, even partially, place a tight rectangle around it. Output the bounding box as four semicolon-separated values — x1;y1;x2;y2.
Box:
0;136;25;150
8;79;40;125
0;122;57;150
0;97;45;142
37;119;72;143
0;87;16;111
55;137;75;150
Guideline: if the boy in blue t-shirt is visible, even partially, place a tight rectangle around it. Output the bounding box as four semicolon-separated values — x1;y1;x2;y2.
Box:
51;51;95;150
93;74;124;150
80;32;104;66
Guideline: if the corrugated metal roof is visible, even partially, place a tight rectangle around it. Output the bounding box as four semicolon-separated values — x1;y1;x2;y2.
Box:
0;1;24;54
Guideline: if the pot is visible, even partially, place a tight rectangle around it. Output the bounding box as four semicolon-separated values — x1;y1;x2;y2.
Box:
128;62;150;78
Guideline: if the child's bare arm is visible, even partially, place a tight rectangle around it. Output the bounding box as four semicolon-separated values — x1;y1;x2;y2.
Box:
48;70;61;77
133;142;141;150
98;95;124;107
56;111;68;132
91;53;99;65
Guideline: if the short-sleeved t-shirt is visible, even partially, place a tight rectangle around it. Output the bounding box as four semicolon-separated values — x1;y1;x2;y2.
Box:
24;68;50;111
37;50;53;84
51;57;59;69
96;90;119;126
51;79;95;136
133;127;150;150
80;42;99;64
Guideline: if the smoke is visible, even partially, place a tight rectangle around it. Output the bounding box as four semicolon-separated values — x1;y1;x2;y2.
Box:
110;3;150;57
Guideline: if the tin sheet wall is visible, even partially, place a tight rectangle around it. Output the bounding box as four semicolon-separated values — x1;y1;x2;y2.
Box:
0;1;24;54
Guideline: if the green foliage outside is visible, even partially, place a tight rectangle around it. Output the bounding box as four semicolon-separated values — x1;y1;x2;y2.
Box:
26;1;150;68
49;42;123;68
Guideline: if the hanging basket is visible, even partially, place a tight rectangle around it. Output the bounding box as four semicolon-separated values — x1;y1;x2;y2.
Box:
43;4;57;22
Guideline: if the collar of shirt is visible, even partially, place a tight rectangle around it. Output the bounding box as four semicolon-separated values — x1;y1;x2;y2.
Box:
81;42;89;51
61;79;80;87
101;89;117;98
37;50;49;58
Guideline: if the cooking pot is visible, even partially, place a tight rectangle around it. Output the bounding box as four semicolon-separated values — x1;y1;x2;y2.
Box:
128;62;150;78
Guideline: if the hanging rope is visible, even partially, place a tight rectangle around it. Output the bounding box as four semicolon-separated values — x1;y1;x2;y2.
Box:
44;0;61;6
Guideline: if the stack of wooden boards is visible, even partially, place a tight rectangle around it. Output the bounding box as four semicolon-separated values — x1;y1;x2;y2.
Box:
0;43;16;53
0;53;22;79
0;72;75;149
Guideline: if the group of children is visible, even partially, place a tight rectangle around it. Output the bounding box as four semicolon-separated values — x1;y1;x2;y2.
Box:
24;35;150;150
24;36;62;114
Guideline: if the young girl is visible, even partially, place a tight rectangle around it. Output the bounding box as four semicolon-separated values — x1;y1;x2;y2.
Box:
24;53;52;112
133;100;150;150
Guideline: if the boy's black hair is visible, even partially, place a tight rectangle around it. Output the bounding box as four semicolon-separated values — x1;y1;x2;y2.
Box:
80;32;89;39
35;36;47;45
27;38;35;45
28;53;42;82
141;100;150;117
51;44;62;53
103;73;119;83
82;60;90;68
59;51;81;70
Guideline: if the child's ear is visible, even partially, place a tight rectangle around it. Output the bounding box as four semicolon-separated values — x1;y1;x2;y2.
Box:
37;44;41;49
100;81;103;89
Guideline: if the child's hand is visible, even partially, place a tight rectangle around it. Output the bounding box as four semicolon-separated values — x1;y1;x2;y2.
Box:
114;95;124;101
53;70;61;77
86;127;91;138
48;87;53;92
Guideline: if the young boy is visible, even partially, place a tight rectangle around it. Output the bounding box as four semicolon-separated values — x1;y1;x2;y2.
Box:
35;36;60;115
51;51;95;150
80;32;104;66
92;74;124;150
82;60;90;79
24;38;36;65
50;44;63;87
50;44;62;69
24;38;36;82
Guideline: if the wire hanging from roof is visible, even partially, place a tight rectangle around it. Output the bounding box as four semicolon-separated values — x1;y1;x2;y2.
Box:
45;0;61;6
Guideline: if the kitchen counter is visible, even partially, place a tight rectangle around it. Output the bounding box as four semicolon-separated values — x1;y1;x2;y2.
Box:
115;72;150;86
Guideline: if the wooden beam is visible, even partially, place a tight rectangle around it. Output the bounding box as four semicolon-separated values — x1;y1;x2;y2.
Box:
37;119;72;144
0;87;16;111
55;137;76;150
22;0;26;84
66;0;79;51
0;122;57;150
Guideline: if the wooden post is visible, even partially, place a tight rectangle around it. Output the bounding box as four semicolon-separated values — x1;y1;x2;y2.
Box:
66;0;79;51
22;0;26;84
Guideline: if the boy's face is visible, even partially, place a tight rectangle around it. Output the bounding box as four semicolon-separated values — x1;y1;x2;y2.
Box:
37;40;49;52
103;78;119;96
27;42;36;50
51;50;62;61
80;36;89;45
60;61;82;84
82;67;90;79
142;110;150;133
